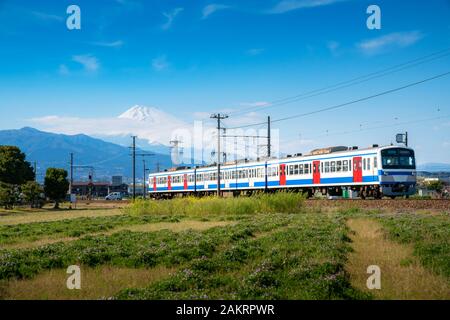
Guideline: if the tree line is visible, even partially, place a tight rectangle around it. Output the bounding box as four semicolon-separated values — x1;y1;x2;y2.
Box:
0;146;69;209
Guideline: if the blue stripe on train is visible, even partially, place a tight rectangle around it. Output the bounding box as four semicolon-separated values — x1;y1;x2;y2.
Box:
150;175;381;191
378;170;414;176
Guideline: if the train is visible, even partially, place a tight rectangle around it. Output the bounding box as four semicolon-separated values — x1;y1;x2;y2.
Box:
148;145;417;199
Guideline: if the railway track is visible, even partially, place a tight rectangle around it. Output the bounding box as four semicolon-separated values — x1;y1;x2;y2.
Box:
305;199;450;211
76;198;449;211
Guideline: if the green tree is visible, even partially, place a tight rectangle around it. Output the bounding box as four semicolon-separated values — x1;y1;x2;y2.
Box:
22;181;44;208
0;183;19;209
0;146;35;185
44;168;69;209
427;180;445;195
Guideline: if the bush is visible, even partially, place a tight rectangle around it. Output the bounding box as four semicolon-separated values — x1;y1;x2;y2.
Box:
126;192;306;216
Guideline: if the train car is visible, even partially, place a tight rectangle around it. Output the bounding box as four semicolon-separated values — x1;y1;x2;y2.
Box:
148;145;417;199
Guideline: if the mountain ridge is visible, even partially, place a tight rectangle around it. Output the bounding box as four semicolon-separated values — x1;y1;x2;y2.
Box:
0;127;172;181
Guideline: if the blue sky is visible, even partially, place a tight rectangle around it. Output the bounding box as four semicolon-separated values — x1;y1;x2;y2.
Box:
0;0;450;164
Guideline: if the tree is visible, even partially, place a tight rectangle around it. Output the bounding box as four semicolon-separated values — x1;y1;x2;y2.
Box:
0;183;18;209
427;180;445;197
0;146;35;185
21;181;44;208
44;168;69;209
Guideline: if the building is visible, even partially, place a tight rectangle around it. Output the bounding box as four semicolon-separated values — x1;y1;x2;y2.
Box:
72;181;111;198
109;175;128;196
112;176;123;186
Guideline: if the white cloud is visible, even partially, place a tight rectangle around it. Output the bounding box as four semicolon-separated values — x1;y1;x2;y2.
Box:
152;55;170;71
28;107;188;146
246;48;265;56
90;40;124;48
267;0;345;14
31;11;63;22
72;54;100;72
357;31;424;55
202;4;230;19
239;101;271;108
161;7;184;30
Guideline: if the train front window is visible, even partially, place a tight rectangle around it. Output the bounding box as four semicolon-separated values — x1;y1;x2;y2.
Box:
381;148;416;169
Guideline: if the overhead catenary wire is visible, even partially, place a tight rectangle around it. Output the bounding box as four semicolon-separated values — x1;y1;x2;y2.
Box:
300;114;450;141
227;70;450;130
227;47;450;117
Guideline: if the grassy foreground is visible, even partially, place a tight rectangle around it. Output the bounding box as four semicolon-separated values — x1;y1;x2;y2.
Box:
0;193;449;300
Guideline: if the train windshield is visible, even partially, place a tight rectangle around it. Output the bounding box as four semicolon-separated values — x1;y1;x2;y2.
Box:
381;148;416;170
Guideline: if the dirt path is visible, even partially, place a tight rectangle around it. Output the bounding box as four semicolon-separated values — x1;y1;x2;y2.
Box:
345;218;450;300
0;265;175;300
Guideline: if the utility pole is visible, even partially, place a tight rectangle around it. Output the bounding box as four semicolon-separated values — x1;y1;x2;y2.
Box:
143;159;150;199
210;113;228;196
267;116;271;158
69;153;73;194
405;131;408;147
132;136;136;200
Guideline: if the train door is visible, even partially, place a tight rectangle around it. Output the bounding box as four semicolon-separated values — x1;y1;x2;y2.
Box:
313;161;321;184
168;175;172;190
153;177;157;191
183;174;188;190
353;157;362;183
279;164;286;186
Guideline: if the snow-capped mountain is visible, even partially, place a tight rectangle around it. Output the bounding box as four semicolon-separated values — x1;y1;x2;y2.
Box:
118;105;182;125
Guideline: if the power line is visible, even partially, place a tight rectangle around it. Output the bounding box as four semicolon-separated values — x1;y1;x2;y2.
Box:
228;47;450;117
294;114;450;142
227;70;450;130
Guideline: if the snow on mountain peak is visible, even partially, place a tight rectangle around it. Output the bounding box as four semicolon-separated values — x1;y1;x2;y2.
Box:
118;105;166;122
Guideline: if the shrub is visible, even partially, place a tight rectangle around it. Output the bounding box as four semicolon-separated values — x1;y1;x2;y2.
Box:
126;192;306;216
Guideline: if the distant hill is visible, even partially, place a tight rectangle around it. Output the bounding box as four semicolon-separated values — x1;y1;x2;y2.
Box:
0;127;172;182
417;163;450;172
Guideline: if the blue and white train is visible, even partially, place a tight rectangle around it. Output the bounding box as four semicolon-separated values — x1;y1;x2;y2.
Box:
148;145;417;199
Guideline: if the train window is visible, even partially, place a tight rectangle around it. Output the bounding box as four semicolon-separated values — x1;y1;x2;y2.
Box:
299;164;304;174
374;157;378;168
288;165;293;175
325;162;330;173
330;161;336;172
349;160;352;171
294;164;299;175
304;164;310;174
337;161;342;172
363;158;366;170
367;158;371;170
343;160;349;172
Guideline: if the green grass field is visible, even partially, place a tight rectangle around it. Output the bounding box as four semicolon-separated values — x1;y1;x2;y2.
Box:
0;194;449;300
